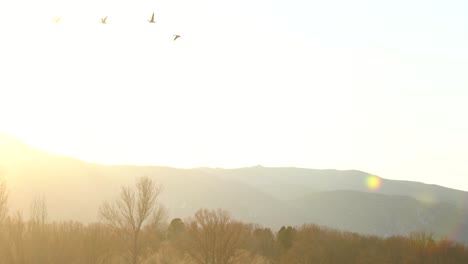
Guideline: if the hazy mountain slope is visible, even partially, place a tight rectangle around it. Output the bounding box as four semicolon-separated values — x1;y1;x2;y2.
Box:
0;135;302;227
1;134;468;242
293;190;468;242
211;166;468;208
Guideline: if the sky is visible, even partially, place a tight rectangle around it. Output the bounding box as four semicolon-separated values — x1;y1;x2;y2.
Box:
0;0;468;190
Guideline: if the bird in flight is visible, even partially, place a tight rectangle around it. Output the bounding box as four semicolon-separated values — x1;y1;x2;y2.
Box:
148;13;155;23
52;17;61;23
101;16;108;24
173;35;181;41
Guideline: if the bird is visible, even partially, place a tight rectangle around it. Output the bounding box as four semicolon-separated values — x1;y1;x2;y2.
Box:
148;13;155;23
173;35;181;41
101;16;108;24
52;17;61;23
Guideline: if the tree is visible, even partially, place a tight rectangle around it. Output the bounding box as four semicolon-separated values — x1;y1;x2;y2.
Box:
184;209;250;264
250;227;279;260
280;225;325;264
168;218;185;242
277;226;296;250
30;195;48;226
0;177;7;223
99;176;163;264
29;195;49;264
409;231;437;264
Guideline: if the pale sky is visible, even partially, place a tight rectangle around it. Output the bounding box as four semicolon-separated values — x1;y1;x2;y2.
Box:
1;0;468;190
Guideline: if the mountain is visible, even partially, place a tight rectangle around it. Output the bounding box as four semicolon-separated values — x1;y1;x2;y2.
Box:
213;166;468;208
294;190;468;242
0;134;303;228
1;134;468;242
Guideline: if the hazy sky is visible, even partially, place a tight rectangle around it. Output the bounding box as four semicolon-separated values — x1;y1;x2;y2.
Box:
1;0;467;190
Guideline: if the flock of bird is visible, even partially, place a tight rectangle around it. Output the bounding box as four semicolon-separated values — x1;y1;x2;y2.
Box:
52;12;181;41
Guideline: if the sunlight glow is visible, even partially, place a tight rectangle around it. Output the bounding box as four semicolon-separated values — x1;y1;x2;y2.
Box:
0;0;468;190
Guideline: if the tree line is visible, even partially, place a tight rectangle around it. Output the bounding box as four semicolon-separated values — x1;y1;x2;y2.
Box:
1;176;468;264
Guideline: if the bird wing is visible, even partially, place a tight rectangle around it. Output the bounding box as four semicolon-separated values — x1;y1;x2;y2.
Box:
151;13;155;21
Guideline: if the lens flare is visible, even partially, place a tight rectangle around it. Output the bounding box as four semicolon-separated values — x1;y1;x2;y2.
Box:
366;175;382;191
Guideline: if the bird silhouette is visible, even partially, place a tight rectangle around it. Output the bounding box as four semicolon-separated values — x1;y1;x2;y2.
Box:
101;16;108;24
173;35;181;41
148;13;155;23
52;17;61;23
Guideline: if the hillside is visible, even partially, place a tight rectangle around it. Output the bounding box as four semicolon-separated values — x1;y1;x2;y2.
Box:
1;134;467;242
294;190;468;242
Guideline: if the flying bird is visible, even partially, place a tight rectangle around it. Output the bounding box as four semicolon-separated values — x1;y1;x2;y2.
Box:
173;35;181;41
52;17;61;23
101;16;108;24
148;13;155;23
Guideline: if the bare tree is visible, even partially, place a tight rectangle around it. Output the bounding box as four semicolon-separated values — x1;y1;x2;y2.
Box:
30;195;48;226
185;209;250;264
99;176;163;264
0;177;10;263
29;195;49;264
142;204;169;252
0;176;8;223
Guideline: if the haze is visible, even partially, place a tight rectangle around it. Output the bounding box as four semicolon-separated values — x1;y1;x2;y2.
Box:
1;0;468;191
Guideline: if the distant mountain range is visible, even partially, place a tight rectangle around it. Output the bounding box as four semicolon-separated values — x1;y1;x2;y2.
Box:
1;133;468;243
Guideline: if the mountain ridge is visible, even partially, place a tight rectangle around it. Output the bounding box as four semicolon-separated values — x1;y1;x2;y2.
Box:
1;134;468;242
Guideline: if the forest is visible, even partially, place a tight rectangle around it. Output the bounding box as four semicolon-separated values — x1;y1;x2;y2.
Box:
1;176;468;264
